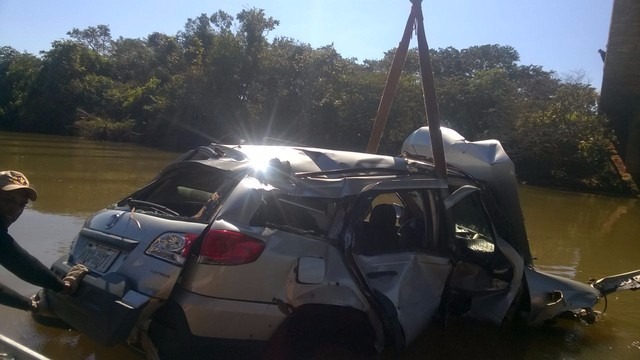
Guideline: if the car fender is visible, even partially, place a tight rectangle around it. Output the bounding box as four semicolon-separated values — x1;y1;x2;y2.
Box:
277;246;386;351
282;247;368;311
523;267;602;325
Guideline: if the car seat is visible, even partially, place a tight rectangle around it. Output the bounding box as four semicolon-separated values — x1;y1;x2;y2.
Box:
364;203;399;253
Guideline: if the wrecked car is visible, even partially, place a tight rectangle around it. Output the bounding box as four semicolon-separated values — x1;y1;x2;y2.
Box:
35;127;640;359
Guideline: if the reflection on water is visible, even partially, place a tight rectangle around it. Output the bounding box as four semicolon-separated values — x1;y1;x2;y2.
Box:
1;132;639;359
2;131;178;216
521;186;640;280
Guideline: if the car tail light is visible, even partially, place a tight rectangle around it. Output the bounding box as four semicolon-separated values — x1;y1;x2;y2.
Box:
199;230;265;265
145;232;198;266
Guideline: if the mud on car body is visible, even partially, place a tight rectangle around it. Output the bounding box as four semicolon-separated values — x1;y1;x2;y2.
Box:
37;128;639;359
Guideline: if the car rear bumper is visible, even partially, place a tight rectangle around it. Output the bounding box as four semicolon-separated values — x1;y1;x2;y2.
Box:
47;257;151;346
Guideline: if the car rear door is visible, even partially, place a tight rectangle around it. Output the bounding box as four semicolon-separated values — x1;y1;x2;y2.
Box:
347;182;452;348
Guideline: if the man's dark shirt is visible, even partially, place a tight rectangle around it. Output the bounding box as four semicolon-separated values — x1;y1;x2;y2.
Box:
0;225;64;310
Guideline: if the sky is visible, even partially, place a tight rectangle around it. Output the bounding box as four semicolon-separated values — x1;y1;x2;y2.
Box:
0;0;613;90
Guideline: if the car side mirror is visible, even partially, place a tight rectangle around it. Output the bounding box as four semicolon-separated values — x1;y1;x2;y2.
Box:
444;185;480;210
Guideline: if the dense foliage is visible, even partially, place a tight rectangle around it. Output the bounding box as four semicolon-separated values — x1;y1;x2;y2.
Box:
0;9;626;193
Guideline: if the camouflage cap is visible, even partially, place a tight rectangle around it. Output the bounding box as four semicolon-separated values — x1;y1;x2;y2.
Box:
0;170;38;201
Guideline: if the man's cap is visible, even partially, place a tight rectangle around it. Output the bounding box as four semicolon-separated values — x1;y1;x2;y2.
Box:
0;170;38;201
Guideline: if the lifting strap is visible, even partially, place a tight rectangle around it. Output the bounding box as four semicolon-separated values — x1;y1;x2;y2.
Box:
366;0;447;182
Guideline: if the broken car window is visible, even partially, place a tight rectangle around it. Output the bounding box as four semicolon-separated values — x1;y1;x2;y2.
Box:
450;192;495;254
250;194;334;238
126;167;228;220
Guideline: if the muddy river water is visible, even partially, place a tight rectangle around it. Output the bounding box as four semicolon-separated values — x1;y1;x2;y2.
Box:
1;131;639;359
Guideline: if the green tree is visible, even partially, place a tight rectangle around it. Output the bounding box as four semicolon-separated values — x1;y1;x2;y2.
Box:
67;24;113;56
0;47;41;130
510;82;615;189
20;40;112;134
110;37;154;84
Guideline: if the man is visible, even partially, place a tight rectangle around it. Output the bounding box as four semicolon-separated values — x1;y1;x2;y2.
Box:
0;170;86;313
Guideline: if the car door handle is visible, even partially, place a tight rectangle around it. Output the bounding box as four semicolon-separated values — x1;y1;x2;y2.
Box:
367;270;398;279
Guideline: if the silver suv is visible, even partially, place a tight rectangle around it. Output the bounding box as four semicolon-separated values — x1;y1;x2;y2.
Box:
39;127;636;359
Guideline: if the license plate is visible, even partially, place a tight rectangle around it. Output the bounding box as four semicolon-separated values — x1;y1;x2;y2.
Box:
77;242;120;272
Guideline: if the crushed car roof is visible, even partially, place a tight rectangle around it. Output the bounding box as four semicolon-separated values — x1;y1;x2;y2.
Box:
164;144;453;198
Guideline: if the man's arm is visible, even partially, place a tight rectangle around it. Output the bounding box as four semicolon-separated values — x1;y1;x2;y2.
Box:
0;232;65;293
0;282;33;311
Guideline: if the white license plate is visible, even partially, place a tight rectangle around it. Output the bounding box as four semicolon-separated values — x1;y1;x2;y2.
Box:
77;242;120;272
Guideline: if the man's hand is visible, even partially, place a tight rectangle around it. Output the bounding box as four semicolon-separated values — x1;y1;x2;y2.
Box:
30;294;39;313
30;290;56;317
62;264;90;294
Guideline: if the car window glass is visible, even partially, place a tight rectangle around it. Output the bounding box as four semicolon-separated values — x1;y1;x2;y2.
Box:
250;194;334;238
